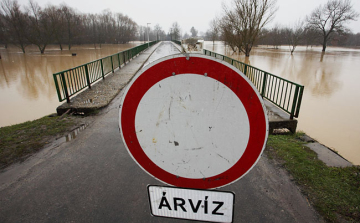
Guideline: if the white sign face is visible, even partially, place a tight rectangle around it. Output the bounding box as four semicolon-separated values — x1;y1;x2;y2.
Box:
136;74;250;179
147;185;234;223
119;54;268;189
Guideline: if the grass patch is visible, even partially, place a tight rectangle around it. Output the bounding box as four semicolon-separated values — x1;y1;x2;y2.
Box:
0;114;77;169
266;133;360;222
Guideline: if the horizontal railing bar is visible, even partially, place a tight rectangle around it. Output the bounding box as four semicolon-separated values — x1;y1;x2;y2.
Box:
53;41;159;102
203;49;304;119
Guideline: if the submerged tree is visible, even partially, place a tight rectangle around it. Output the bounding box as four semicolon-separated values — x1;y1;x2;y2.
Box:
26;0;55;54
285;20;305;54
220;0;278;57
306;0;359;52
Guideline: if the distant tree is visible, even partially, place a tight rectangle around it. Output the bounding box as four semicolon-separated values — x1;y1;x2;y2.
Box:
269;24;283;49
306;0;359;52
0;10;9;48
220;0;278;57
85;13;99;47
1;0;29;53
26;0;56;54
170;22;181;40
340;32;360;46
303;27;319;47
152;24;166;41
154;24;163;41
208;18;219;45
60;4;79;50
182;32;190;39
190;26;198;37
45;5;65;50
138;25;146;42
285;20;305;54
114;13;137;43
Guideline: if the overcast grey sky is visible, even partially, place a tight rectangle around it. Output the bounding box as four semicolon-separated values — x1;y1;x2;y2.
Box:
17;0;360;34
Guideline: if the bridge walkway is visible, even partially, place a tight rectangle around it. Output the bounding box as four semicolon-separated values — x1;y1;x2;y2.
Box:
57;41;296;133
56;41;163;115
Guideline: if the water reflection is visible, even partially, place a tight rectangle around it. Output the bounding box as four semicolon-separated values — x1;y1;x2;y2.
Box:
208;43;344;97
204;41;360;165
0;43;139;127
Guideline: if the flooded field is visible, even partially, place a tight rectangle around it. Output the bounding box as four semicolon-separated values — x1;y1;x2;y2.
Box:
204;41;360;165
0;42;140;128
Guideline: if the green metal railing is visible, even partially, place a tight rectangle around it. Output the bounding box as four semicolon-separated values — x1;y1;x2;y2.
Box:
172;40;181;46
53;41;159;103
204;49;304;119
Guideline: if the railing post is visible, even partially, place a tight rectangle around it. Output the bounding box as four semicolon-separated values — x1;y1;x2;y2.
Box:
100;59;105;79
111;56;114;73
60;72;70;103
295;86;304;118
244;64;248;76
117;53;121;68
53;74;63;102
231;59;234;66
261;72;268;97
290;86;300;120
85;64;91;89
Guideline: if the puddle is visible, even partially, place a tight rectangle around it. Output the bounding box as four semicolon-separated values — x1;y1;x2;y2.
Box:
63;124;88;142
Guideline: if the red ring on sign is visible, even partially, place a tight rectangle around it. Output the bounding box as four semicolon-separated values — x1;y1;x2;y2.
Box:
121;56;267;189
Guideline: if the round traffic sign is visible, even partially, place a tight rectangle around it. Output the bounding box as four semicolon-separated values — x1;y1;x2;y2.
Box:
119;54;268;189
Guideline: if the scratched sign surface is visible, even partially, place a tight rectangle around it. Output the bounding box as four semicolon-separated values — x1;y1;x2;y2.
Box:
119;54;268;189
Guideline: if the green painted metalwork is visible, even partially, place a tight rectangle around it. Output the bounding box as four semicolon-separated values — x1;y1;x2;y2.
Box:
172;40;181;46
53;41;159;102
203;49;304;119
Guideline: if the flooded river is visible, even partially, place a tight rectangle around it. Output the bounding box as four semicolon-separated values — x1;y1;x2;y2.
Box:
0;42;140;128
1;41;359;165
204;41;360;165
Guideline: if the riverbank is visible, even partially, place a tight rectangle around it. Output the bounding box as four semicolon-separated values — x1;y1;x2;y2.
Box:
266;132;359;222
0;113;96;169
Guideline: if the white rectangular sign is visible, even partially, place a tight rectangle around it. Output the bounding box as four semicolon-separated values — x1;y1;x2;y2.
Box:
147;185;234;223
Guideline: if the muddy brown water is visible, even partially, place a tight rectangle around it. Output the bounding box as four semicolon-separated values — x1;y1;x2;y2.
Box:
1;41;359;165
204;41;360;165
0;42;140;127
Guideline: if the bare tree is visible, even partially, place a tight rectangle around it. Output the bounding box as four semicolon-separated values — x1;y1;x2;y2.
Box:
60;4;80;50
1;0;29;53
208;18;219;45
306;0;359;52
0;10;9;48
154;24;163;41
170;22;181;40
269;24;283;49
220;0;278;57
26;0;56;54
45;5;65;50
190;26;198;37
285;20;305;54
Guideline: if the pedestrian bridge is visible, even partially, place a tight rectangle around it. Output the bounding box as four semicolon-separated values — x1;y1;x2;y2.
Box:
54;41;303;133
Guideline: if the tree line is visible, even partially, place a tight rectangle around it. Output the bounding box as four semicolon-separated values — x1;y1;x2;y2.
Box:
203;0;359;56
0;0;140;53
